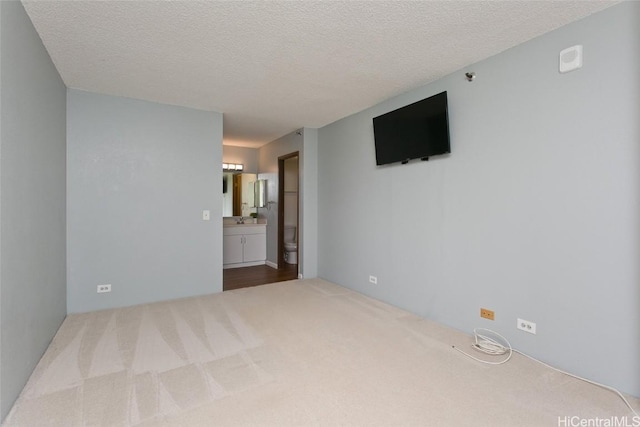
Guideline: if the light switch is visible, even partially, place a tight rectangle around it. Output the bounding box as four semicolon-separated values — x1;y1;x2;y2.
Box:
202;210;210;221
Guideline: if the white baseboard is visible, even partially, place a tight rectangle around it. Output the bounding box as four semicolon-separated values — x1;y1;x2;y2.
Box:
265;260;278;269
223;260;266;269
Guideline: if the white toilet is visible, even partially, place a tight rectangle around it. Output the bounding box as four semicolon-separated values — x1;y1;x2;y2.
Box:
283;225;298;264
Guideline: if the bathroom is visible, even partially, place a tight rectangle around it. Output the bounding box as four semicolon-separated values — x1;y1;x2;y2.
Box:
281;154;299;267
222;140;300;290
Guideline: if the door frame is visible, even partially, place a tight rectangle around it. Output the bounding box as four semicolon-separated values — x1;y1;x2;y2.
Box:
277;151;300;269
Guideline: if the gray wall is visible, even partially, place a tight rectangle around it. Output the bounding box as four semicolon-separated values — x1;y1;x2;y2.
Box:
257;131;303;267
318;2;639;397
300;128;318;278
67;90;223;313
257;128;317;278
0;1;67;419
222;145;259;174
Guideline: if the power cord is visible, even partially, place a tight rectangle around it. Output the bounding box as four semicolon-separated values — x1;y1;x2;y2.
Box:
452;328;639;417
453;328;512;365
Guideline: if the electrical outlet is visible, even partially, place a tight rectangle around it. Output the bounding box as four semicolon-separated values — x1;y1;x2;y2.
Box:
369;275;377;284
517;318;536;334
480;308;495;320
97;284;112;293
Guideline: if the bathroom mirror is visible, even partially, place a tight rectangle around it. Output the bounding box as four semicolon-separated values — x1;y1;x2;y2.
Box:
223;172;257;217
254;179;266;208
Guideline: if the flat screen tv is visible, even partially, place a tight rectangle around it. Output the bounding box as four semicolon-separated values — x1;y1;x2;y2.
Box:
373;91;450;166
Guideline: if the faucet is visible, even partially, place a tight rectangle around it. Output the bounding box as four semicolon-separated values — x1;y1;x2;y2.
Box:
236;216;245;224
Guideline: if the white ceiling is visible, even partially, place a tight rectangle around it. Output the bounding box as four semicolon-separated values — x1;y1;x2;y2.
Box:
23;0;618;148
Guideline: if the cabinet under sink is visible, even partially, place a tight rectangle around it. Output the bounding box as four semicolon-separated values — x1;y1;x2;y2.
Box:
223;224;266;268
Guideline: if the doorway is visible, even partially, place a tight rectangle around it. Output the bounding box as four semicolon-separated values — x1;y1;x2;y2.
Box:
222;151;300;291
278;152;299;272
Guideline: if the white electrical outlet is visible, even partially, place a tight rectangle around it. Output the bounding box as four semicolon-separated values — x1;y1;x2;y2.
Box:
369;275;377;284
517;318;536;334
97;284;112;293
202;210;210;221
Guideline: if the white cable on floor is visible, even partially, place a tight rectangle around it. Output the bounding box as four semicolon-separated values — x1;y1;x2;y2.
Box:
452;328;512;365
452;328;639;417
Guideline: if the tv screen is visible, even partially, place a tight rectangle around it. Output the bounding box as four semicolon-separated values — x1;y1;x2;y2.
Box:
373;91;450;166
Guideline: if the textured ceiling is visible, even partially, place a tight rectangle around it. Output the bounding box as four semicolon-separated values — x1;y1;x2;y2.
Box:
23;0;617;147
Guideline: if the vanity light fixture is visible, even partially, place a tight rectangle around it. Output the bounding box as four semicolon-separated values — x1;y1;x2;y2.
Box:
222;163;244;171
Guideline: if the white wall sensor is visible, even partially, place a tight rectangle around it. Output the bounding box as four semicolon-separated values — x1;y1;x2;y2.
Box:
559;45;583;73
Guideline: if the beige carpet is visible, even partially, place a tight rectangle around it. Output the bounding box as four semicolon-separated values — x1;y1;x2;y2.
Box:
4;279;638;426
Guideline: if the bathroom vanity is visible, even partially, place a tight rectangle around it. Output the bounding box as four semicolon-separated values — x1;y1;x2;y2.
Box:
223;222;267;269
